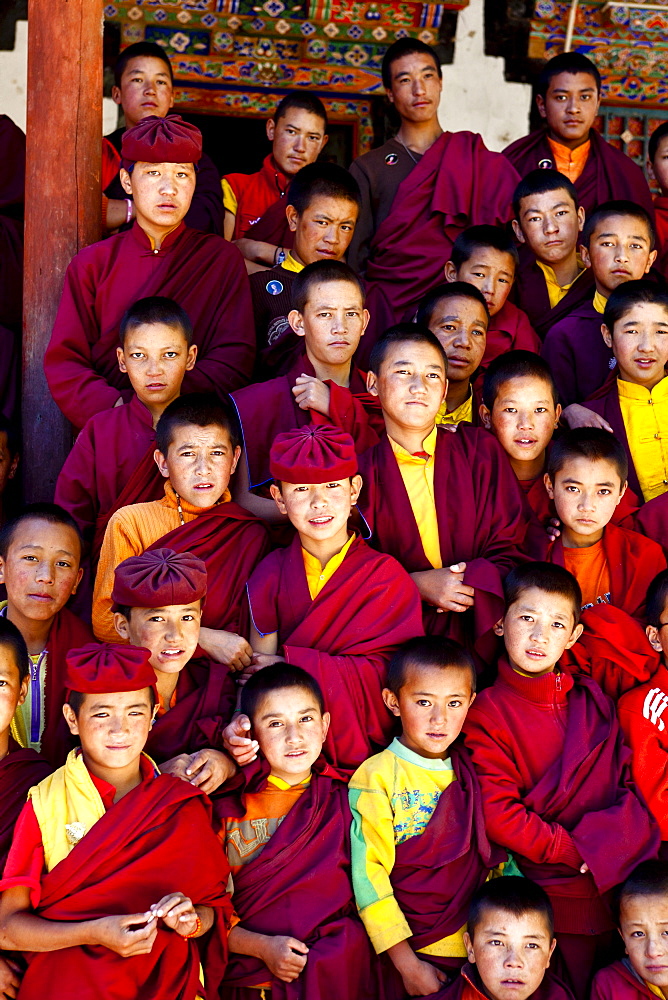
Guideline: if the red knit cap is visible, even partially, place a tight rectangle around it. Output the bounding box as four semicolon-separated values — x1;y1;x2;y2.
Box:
269;424;357;484
121;113;202;166
65;643;157;696
111;548;207;611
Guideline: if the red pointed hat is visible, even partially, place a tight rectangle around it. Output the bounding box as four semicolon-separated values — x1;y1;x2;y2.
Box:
111;547;207;611
121;113;202;166
269;423;357;484
65;643;157;696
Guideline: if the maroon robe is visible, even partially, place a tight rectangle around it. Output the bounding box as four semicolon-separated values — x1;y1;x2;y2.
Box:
362;132;520;342
513;253;595;341
144;651;236;763
538;522;666;622
54;394;164;559
622;489;668;555
584;377;644;499
541;299;614;404
44;221;255;429
218;759;380;1000
15;775;231;1000
483;299;541;371
357;425;529;660
503;128;655;218
591;959;657;999
247;533;424;770
0;742;51;871
40;607;95;766
438;963;575;1000
243;195;294;251
232;353;383;489
383;742;506;999
146;503;270;637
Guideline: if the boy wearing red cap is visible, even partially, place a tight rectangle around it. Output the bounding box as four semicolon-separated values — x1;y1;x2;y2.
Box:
0;642;231;1000
0;504;92;765
93;395;269;673
45;114;254;432
111;547;236;793
225;423;424;772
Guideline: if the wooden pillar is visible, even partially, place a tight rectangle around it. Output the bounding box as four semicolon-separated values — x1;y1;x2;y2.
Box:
22;0;103;501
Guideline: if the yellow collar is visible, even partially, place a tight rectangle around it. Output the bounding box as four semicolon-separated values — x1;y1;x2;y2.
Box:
281;252;304;274
617;376;668;401
593;290;607;314
388;425;438;461
267;773;312;790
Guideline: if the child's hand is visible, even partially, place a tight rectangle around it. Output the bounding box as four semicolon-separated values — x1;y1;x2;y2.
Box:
0;956;22;999
92;912;158;957
184;748;236;793
198;627;253;672
238;654;286;686
580;862;589;874
149;894;199;938
414;564;474;614
546;517;561;540
222;713;259;765
259;935;308;982
561;404;613;432
400;957;447;996
292;375;331;415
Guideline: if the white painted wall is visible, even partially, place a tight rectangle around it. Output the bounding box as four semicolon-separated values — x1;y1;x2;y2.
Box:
0;20;119;135
438;0;532;152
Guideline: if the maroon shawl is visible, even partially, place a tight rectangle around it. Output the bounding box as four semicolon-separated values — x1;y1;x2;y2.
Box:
0;743;51;871
247;533;424;770
624;490;668;556
243;195;294;250
144;652;236;762
584;378;642;498
18;775;231;1000
503;128;655;218
41;607;95;766
358;426;529;660
219;760;379;1000
439;963;575;1000
146;503;270;637
363;131;520;334
519;673;659;894
513;253;595;341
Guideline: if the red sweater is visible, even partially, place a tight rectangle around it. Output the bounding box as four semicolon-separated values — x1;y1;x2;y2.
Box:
618;661;668;840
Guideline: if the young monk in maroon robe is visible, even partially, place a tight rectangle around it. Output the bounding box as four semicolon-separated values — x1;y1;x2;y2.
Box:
45;114;254;430
439;878;575;1000
463;562;660;999
55;296;196;565
349;637;504;999
542;201;657;405
0;504;92;764
0;642;232;1000
503;52;653;219
224;423;424;773
535;429;666;621
358;325;529;662
93;394;269;673
444;225;540;373
104;41;223;235
0;618;52;1000
233;259;382;522
591;861;668;999
111;547;236;787
217;663;380;999
511;169;594;340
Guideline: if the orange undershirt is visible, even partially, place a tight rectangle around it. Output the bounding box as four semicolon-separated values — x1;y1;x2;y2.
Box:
547;137;590;183
563;539;611;609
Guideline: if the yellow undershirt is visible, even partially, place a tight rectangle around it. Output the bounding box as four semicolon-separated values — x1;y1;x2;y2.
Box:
618;376;668;501
547;136;591;183
302;533;355;600
389;427;441;569
593;290;607;314
647;984;667;999
537;259;585;309
281;252;303;274
437;392;473;426
221;178;238;215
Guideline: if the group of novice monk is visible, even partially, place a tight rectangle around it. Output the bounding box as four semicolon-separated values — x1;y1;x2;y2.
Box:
1;31;668;1000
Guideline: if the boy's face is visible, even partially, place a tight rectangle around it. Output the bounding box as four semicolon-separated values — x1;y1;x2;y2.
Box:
155;422;240;508
114;602;202;676
545;456;626;545
445;248;516;317
383;663;475;760
266;109;327;177
480;376;560;468
602;302;668;388
0;647;27;737
0;431;18;497
63;689;154;773
289;279;369;368
270;476;362;543
581;215;656;296
535;70;600;147
111;56;174;128
646;597;668;660
251;685;330;785
120;161;196;231
117;322;196;410
0;518;83;624
287;196;358;266
620;894;668;990
386;52;442;124
367;340;446;434
426;294;487;385
649;135;668;195
512;190;584;266
464;907;556;1000
497;586;582;675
